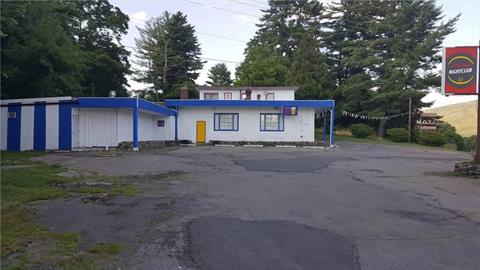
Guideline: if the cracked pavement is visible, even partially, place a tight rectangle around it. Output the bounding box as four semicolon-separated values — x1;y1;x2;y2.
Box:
37;141;480;270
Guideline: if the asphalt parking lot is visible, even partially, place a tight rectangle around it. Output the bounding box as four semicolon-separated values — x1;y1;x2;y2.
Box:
36;142;480;270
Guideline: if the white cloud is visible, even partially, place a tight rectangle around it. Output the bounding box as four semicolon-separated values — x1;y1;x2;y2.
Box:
130;11;147;23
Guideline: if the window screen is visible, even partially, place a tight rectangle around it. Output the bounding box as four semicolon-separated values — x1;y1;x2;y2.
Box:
214;113;239;131
260;113;284;131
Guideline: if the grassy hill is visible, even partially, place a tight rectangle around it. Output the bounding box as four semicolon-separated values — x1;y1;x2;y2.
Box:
425;100;477;137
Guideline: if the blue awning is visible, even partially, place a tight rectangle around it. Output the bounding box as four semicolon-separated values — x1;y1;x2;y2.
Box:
76;97;177;116
164;99;335;109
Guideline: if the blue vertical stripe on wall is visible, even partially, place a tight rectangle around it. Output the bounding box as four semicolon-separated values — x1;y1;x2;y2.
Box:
33;102;46;151
58;101;72;150
132;106;139;148
7;103;21;151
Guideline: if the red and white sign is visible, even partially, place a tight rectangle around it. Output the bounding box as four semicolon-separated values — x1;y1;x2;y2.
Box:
442;47;479;95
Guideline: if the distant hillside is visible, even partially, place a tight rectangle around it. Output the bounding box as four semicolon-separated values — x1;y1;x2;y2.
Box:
425;100;477;137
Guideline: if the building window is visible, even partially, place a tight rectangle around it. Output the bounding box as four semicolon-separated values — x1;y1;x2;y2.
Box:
204;92;219;100
265;93;275;100
214;113;239;131
157;120;165;127
257;94;261;100
224;93;232;100
240;92;247;100
260;113;284;132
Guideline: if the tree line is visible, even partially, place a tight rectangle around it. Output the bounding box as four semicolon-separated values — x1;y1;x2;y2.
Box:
2;0;458;133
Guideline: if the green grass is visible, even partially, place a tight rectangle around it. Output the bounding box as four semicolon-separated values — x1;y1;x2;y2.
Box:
314;128;460;152
0;151;43;166
334;134;459;151
0;151;135;268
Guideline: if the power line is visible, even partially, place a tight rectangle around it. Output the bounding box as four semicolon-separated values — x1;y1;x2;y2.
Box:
197;31;248;43
230;0;267;9
124;45;242;64
184;0;261;18
132;17;248;43
201;57;242;64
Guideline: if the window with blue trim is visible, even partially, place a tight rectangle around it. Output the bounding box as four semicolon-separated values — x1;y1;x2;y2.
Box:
214;113;239;131
260;113;284;131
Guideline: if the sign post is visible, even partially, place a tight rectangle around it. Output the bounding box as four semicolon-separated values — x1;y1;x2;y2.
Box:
442;45;480;163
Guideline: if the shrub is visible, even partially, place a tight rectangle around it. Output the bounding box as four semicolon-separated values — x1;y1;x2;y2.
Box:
386;128;409;143
350;123;375;138
437;122;466;151
417;132;447;147
464;135;477;152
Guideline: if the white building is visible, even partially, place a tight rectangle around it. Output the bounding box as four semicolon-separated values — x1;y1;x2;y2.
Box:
1;97;176;151
0;86;335;151
166;86;335;145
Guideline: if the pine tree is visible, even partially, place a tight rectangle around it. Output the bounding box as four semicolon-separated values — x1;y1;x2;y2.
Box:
235;45;288;86
361;0;458;136
236;0;329;90
135;11;203;101
285;33;334;100
206;63;233;86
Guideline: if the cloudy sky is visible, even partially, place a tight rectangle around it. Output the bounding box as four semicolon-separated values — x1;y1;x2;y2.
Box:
112;0;480;107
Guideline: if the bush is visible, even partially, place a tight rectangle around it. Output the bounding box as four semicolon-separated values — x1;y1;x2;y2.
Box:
386;128;409;142
350;123;375;138
437;122;466;151
464;135;477;152
417;132;447;147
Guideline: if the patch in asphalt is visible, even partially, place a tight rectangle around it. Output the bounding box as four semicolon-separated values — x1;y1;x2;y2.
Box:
234;156;341;172
34;196;174;248
189;217;359;270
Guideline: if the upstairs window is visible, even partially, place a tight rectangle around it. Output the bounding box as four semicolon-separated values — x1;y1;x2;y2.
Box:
214;113;239;131
260;113;284;132
204;92;219;100
265;93;275;100
224;93;232;100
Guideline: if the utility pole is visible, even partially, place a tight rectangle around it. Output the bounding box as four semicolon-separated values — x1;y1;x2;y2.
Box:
408;96;412;143
475;41;480;164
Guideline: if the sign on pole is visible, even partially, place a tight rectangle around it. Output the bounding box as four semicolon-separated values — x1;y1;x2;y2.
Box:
441;45;480;164
442;46;479;95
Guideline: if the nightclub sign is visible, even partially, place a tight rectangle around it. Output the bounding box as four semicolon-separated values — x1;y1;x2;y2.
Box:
442;47;479;95
282;106;298;116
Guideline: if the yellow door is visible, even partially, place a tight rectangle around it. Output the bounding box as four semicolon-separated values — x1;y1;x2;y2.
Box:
196;121;206;143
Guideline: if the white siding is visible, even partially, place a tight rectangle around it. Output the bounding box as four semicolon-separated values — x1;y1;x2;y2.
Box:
250;90;295;100
198;89;295;100
20;106;34;151
77;108;118;147
0;107;8;150
177;107;315;143
45;105;59;150
199;90;241;100
117;109;132;143
76;108;175;148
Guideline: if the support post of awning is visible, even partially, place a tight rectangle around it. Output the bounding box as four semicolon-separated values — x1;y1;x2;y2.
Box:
322;109;327;143
329;108;335;147
132;97;139;151
174;107;178;141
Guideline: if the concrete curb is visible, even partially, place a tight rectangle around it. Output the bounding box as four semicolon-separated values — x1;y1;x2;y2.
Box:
275;145;297;148
303;146;326;149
